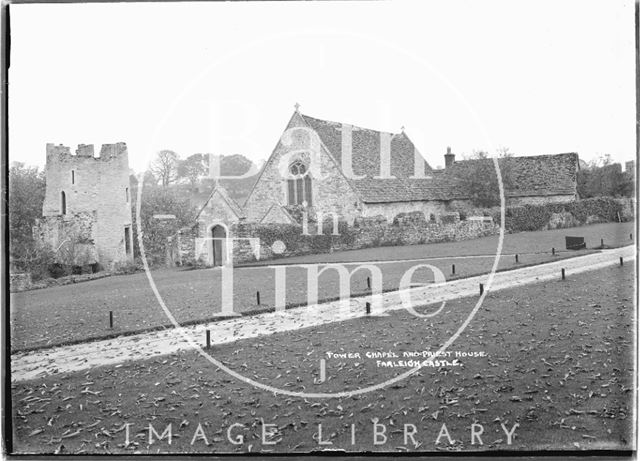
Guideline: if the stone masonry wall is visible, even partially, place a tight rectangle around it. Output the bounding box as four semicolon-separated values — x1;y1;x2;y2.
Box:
343;212;497;251
186;211;499;266
507;194;576;207
34;211;99;265
41;143;133;268
161;226;198;267
362;200;448;222
243;112;362;225
196;191;241;229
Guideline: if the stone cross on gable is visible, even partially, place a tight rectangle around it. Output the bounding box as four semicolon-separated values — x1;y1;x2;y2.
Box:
294;102;300;112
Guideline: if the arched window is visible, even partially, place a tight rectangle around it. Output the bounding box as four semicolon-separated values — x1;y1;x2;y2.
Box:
61;191;66;215
287;160;312;206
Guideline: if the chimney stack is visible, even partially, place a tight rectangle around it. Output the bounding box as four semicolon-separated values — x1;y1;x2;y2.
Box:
444;146;455;168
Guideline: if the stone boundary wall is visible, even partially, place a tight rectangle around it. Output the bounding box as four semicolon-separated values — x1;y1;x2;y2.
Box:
10;271;115;293
491;196;634;233
227;211;498;265
170;226;198;266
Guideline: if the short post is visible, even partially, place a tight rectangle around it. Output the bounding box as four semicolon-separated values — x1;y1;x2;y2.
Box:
620;256;624;266
515;254;519;263
366;277;371;289
452;264;456;275
561;268;565;280
109;311;113;329
365;302;371;315
205;329;211;349
552;247;555;256
601;238;604;247
256;291;260;306
630;233;633;240
479;283;484;295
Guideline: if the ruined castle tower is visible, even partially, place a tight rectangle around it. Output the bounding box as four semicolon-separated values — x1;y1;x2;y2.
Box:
35;143;134;269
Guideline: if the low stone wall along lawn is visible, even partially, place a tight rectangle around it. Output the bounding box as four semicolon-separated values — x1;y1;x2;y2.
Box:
229;212;498;264
172;198;634;267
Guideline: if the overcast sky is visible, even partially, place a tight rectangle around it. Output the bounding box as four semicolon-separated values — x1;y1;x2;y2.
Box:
9;0;636;173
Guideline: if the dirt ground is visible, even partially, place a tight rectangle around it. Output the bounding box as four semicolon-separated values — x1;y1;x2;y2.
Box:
10;222;632;351
10;263;635;454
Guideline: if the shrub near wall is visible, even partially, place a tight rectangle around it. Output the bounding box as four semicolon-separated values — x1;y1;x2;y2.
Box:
492;197;631;233
230;212;498;264
565;197;628;223
235;220;356;260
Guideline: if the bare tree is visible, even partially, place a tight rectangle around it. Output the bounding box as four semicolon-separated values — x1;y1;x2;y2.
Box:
149;150;179;187
496;146;513;158
588;153;613;169
465;149;488;160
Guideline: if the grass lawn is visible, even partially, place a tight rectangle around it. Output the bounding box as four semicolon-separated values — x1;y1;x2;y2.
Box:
10;263;634;454
10;222;633;351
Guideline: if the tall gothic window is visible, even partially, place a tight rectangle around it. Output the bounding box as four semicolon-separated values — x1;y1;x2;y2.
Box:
287;160;312;206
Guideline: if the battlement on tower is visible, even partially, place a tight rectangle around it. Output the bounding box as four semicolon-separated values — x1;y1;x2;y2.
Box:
46;142;128;163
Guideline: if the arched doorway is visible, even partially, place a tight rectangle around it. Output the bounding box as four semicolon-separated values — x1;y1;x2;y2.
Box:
211;224;227;267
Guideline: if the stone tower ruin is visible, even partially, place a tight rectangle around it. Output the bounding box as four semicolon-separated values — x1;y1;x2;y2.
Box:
35;142;134;269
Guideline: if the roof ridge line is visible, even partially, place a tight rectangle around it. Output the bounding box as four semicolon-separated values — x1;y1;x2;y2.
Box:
300;113;402;136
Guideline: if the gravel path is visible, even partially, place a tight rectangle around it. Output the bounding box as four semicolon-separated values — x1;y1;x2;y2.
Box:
11;246;634;382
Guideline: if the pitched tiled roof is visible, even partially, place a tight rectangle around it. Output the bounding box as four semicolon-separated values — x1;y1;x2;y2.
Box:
300;114;433;179
351;178;459;202
260;203;296;224
300;113;578;203
351;153;578;203
195;184;245;220
438;153;579;199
